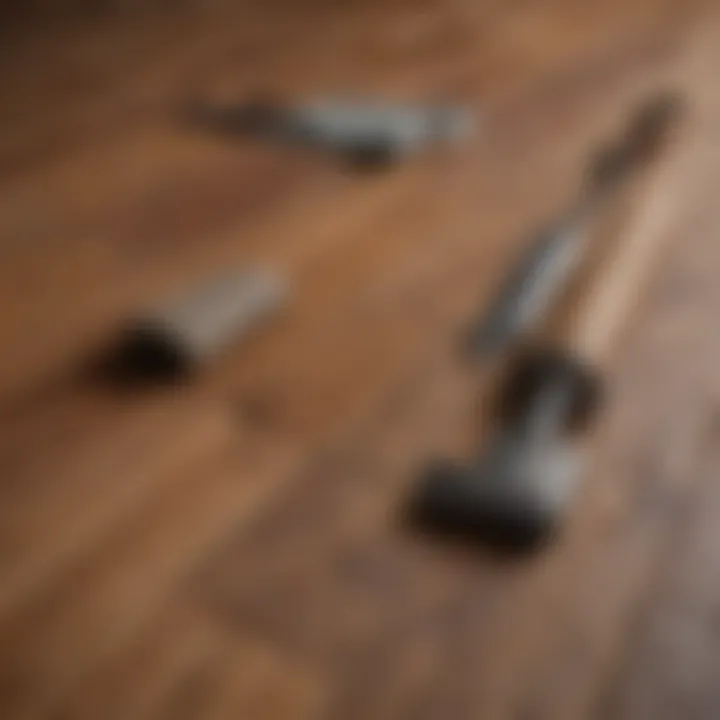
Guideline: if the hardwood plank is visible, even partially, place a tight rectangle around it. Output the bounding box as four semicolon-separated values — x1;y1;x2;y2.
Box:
48;600;324;720
597;446;720;720
0;430;300;720
0;390;230;618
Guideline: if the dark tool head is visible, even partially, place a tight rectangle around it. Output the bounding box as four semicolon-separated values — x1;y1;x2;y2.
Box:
588;90;685;192
407;350;600;553
407;432;582;553
93;322;195;386
624;91;685;162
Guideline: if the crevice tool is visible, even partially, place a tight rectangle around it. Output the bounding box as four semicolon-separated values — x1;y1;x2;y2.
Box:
465;91;682;358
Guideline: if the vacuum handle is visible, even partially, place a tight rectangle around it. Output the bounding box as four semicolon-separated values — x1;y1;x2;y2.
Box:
468;93;683;360
541;95;683;366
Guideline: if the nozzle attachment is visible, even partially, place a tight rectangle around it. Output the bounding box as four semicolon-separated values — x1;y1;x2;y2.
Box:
407;351;600;552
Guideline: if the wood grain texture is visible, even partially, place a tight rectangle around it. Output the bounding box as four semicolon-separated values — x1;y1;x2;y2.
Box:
1;2;720;719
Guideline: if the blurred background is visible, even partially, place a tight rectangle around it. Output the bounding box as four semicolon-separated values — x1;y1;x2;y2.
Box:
2;1;720;718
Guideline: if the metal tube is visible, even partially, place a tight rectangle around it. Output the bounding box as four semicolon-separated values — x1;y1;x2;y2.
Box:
114;270;287;380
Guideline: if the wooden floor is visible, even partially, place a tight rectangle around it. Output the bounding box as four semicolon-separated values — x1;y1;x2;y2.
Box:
3;1;720;718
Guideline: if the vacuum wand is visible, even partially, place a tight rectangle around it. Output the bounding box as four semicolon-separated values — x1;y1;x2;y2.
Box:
409;93;684;550
466;92;681;358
